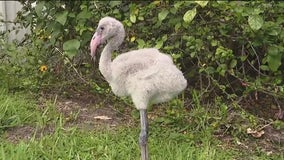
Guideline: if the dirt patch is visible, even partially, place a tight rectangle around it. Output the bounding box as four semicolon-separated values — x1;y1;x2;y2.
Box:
6;125;55;143
240;92;284;120
5;88;135;143
216;134;284;158
52;88;135;129
56;98;134;130
6;126;35;143
214;97;284;156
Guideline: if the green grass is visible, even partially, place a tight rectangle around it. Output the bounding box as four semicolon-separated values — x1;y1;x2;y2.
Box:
0;89;40;132
0;88;283;160
0;127;236;160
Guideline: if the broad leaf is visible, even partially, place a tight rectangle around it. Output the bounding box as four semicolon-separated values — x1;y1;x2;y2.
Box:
195;1;209;8
109;1;121;7
205;66;216;74
63;39;80;58
56;11;69;25
183;8;197;23
155;40;164;49
136;39;145;48
64;50;77;59
174;2;184;9
229;59;237;68
130;14;136;23
267;46;282;72
35;1;45;16
158;9;169;22
63;39;80;51
260;65;269;71
77;8;92;20
175;22;181;32
248;15;263;30
240;55;248;62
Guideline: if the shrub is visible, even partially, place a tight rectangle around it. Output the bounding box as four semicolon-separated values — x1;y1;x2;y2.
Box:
5;1;283;100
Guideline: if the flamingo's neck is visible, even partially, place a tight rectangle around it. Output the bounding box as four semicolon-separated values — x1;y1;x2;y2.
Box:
99;26;125;83
99;43;113;82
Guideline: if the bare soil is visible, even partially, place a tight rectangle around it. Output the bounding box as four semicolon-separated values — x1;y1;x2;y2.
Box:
6;88;135;143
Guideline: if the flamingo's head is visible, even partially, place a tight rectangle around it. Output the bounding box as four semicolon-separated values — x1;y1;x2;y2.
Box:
90;17;125;60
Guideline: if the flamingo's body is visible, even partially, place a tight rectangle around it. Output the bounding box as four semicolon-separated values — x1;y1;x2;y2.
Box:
90;17;187;160
110;48;186;107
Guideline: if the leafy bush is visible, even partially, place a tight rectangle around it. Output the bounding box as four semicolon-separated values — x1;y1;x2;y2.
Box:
5;1;284;100
0;33;47;91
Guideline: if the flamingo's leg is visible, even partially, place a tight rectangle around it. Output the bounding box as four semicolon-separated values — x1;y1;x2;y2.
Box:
139;109;149;160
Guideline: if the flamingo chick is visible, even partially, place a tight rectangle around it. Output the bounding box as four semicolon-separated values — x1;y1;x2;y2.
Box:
90;16;187;160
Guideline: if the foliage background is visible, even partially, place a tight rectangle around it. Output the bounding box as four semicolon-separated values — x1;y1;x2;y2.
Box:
1;0;284;108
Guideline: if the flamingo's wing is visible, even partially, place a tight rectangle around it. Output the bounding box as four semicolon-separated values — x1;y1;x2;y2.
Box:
111;48;174;85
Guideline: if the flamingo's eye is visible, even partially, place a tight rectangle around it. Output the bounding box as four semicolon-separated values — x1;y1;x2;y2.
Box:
100;26;104;30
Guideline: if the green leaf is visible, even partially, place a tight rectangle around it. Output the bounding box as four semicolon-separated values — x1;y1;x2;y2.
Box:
109;1;121;7
138;16;144;21
217;64;227;76
136;39;145;48
170;7;177;15
268;28;280;36
248;15;264;31
77;8;92;20
211;40;219;47
162;35;168;41
68;13;76;18
183;8;197;23
35;1;44;16
205;66;215;74
267;45;280;56
155;40;164;49
229;59;237;68
267;56;281;72
56;11;69;25
195;1;208;8
175;22;181;32
158;9;169;22
63;39;80;58
267;46;282;72
240;55;247;62
174;2;184;9
190;52;196;58
63;39;80;51
64;50;77;59
260;65;269;71
130;14;136;23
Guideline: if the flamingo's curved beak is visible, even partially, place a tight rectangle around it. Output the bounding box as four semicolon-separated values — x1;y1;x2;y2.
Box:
90;32;102;60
